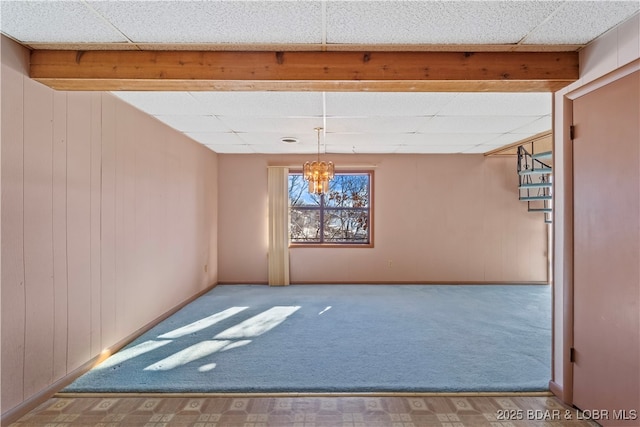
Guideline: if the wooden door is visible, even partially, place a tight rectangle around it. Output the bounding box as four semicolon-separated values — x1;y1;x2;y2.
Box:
572;70;639;425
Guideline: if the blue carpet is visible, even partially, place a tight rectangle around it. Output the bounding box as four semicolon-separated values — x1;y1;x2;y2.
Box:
63;284;551;393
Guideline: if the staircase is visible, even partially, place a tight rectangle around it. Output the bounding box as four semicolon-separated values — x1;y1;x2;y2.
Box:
517;145;552;224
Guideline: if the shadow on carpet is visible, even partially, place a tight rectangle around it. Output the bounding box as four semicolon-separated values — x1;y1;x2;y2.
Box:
63;284;551;393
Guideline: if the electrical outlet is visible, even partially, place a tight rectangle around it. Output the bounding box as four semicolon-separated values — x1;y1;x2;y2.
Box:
387;260;393;268
204;264;208;273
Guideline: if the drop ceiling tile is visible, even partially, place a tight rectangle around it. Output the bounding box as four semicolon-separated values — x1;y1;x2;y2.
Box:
191;92;323;117
395;145;472;154
418;116;540;134
88;0;322;44
155;115;230;133
324;133;404;147
185;132;246;146
329;145;400;154
249;144;317;154
510;116;552;134
524;1;640;44
401;133;502;146
235;132;318;152
111;92;208;115
461;144;511;154
217;117;323;134
481;133;537;148
437;93;551;117
204;145;254;154
325;92;457;117
326;1;560;44
0;0;128;43
326;117;425;134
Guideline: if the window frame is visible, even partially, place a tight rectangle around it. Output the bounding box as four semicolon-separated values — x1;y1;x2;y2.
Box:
288;170;374;248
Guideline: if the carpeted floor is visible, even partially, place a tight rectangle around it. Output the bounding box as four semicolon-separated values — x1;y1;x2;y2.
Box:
63;284;551;394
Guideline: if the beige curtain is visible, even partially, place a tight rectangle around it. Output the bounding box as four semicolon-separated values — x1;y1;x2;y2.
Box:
267;167;290;286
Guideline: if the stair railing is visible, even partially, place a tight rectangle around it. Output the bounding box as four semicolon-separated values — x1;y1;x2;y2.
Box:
517;145;553;223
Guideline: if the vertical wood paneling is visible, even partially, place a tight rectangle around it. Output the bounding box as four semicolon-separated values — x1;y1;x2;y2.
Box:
113;100;125;339
52;91;68;380
163;135;185;299
65;92;92;370
100;94;117;349
1;53;26;410
90;93;102;356
133;118;163;315
114;103;137;337
22;78;55;397
2;40;219;416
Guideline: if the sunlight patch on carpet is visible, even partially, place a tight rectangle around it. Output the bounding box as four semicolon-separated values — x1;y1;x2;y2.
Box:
214;306;300;339
95;340;172;370
144;340;232;371
158;307;248;339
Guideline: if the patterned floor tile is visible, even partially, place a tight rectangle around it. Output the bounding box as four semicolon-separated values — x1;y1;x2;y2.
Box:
9;395;601;427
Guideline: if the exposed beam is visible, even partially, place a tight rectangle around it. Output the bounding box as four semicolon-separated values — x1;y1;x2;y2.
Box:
30;50;579;92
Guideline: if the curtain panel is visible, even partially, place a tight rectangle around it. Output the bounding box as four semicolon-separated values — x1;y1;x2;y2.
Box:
267;167;290;286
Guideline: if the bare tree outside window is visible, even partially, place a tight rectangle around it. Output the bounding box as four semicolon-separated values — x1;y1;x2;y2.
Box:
289;172;372;244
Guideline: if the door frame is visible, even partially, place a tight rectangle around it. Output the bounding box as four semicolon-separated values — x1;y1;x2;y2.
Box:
556;58;640;405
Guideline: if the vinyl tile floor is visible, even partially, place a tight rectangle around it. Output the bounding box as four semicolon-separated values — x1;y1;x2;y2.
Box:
9;394;601;427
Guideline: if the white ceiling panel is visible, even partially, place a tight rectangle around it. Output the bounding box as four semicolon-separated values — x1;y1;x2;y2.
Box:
248;143;319;154
236;132;318;151
324;133;404;147
437;93;551;116
218;117;324;133
191;92;323;117
112;92;208;115
326;117;426;133
203;144;254;154
326;1;561;44
523;1;640;44
401;133;502;146
510;116;553;135
462;143;513;154
325;92;457;117
395;145;472;154
0;0;127;43
185;132;246;146
330;145;400;154
480;132;541;148
155;115;230;133
87;0;322;44
418;116;543;134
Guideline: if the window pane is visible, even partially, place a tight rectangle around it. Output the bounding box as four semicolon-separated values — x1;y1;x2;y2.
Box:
325;174;370;208
290;208;321;242
289;174;321;207
323;209;369;243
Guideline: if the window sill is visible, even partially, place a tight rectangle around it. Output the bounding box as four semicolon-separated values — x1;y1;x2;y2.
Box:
289;243;374;249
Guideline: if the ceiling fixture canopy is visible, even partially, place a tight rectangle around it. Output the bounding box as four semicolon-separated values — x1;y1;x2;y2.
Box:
303;127;334;195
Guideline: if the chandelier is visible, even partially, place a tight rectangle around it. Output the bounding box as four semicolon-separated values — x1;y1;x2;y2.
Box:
303;127;335;195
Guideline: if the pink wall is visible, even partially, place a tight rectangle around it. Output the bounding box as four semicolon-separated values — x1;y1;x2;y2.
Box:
218;153;548;283
1;37;218;414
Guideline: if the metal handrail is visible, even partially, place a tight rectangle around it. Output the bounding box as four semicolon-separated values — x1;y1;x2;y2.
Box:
517;145;553;224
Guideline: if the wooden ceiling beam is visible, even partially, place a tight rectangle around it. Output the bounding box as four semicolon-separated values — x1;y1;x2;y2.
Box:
30;50;579;92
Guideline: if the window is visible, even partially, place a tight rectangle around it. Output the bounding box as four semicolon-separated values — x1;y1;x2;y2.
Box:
289;171;372;245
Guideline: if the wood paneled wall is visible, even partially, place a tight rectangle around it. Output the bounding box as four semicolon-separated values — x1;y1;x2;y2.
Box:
1;37;218;414
218;154;548;284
